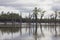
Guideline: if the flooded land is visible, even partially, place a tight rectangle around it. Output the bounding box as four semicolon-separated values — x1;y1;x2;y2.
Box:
0;23;60;40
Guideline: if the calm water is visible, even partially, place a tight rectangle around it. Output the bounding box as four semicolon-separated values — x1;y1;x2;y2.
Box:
0;23;60;40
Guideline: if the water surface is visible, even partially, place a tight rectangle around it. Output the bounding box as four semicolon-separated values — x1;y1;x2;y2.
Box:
0;23;60;40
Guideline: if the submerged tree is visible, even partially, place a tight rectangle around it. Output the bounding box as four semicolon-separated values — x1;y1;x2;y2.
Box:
33;7;46;35
33;7;39;35
39;9;46;34
24;16;29;32
28;12;31;35
19;12;22;35
9;12;19;27
54;11;57;36
0;12;8;25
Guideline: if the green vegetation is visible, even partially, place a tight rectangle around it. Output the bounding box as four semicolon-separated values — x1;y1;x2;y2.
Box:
0;7;60;23
0;12;20;20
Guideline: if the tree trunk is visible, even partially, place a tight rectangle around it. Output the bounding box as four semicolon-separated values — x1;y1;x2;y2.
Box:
35;14;37;35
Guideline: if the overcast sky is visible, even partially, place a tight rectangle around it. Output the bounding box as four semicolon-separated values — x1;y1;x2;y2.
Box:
0;0;60;18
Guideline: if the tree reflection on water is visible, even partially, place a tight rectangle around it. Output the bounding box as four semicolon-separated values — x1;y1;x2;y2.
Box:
0;23;60;40
0;27;19;33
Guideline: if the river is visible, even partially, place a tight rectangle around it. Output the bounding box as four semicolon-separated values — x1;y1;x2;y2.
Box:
0;23;60;40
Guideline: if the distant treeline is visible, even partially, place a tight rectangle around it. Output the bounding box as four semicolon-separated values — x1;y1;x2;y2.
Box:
0;12;20;22
0;6;60;23
0;11;60;23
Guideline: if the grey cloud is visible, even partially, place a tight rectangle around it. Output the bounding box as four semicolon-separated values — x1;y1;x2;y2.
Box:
15;6;33;13
0;3;35;12
0;0;16;4
0;3;35;7
52;5;60;11
52;2;60;11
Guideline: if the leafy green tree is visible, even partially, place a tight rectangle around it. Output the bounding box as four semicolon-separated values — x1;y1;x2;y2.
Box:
9;12;19;20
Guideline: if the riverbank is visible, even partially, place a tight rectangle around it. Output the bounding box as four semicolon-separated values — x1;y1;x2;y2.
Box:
0;23;60;27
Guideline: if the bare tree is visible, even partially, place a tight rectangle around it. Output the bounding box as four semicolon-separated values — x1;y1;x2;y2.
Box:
54;11;57;36
38;8;46;34
28;12;31;35
40;10;46;34
33;7;38;35
19;12;22;35
33;7;46;35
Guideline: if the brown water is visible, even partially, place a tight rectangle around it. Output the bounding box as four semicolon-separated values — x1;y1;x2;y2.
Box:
0;23;60;40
